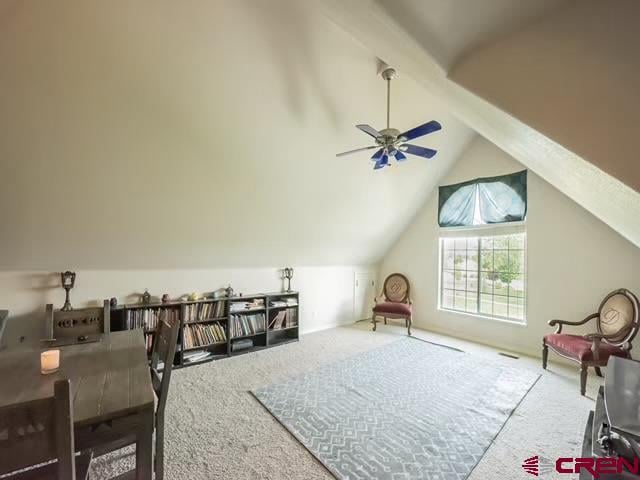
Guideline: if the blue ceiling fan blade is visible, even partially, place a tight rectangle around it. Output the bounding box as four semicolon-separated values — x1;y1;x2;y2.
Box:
400;144;438;159
394;150;407;161
399;120;442;141
370;148;384;162
374;151;389;170
356;124;382;139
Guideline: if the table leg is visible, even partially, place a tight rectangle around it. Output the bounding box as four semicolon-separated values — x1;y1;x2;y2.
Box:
136;407;154;480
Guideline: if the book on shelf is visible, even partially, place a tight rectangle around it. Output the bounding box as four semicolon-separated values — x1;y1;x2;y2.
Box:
269;307;298;330
183;350;213;364
229;298;265;312
126;307;179;332
183;301;226;323
269;297;298;308
183;322;227;349
230;312;265;338
144;332;154;353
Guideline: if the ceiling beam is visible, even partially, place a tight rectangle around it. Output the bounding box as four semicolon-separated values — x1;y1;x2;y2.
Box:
317;0;640;248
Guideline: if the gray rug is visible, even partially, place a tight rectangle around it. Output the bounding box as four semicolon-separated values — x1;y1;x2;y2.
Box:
252;337;539;480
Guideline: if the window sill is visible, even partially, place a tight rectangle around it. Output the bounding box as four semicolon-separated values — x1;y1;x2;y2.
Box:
437;307;527;327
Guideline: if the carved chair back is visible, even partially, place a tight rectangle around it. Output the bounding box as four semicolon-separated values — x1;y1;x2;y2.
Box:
383;273;410;303
0;379;75;479
45;300;110;344
597;289;640;346
149;310;180;417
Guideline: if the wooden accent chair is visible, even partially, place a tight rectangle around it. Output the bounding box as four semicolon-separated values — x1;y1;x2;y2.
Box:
0;379;92;480
372;273;413;335
543;289;640;395
44;300;110;346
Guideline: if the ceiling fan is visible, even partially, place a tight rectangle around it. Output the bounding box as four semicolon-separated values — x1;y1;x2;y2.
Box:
336;66;442;170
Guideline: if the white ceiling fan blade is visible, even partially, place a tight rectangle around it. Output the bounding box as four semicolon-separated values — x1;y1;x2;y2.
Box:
336;145;378;157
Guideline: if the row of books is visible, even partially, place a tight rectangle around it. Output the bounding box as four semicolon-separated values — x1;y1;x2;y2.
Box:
230;313;265;338
269;308;298;330
183;301;226;322
125;308;178;331
230;298;265;312
183;350;213;364
183;322;226;349
144;332;154;353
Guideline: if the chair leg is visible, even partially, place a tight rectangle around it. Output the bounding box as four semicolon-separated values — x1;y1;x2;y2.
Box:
371;314;377;332
542;342;548;370
155;413;164;480
580;365;588;396
407;315;412;336
595;367;603;377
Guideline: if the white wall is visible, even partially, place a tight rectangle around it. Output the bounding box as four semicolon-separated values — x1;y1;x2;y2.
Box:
0;266;375;348
380;136;640;358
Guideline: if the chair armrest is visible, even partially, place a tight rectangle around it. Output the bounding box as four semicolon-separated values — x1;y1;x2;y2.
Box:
548;313;598;334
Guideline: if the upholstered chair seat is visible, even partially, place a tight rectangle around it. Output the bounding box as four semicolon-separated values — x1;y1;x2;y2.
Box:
373;302;412;316
543;334;629;362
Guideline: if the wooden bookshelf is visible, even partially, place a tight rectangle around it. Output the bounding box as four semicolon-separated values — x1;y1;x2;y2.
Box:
111;291;299;369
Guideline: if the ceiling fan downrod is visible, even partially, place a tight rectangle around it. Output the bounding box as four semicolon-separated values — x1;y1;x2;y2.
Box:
381;67;396;130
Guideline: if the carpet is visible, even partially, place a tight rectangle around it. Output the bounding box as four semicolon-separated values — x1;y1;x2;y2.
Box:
252;337;540;480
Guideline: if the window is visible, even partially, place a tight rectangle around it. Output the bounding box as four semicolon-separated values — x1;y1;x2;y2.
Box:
439;232;526;323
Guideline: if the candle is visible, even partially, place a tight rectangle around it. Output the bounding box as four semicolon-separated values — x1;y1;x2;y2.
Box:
41;349;60;374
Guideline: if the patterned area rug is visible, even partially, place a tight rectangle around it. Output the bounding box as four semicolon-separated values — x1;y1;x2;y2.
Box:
252;337;539;480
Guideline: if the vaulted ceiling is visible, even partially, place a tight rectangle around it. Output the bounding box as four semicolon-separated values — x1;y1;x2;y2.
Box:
0;0;472;269
319;0;640;248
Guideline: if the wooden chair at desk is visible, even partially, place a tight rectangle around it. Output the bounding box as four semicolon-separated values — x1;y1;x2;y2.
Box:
0;379;92;480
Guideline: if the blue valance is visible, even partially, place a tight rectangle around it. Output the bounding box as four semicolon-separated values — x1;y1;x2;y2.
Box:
438;170;527;227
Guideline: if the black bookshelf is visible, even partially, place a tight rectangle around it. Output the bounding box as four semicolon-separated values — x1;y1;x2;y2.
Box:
111;291;299;369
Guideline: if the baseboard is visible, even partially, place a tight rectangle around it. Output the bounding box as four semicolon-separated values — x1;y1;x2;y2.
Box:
301;318;355;336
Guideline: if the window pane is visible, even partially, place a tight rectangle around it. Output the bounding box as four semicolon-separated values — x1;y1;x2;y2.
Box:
481;237;493;249
467;251;478;270
454;270;467;290
480;293;493;315
493;236;508;249
466;271;478;292
454;291;466;310
509;296;525;320
442;270;455;289
494;295;508;317
494;279;508;296
508;250;525;273
443;238;455;250
509;234;525;249
480;250;493;271
508;274;525;297
454;251;466;270
454;238;466;249
465;291;478;313
466;237;479;250
441;289;454;309
493;250;508;272
442;250;455;270
480;272;493;294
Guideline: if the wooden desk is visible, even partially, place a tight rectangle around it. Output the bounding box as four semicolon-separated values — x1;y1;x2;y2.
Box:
0;330;155;480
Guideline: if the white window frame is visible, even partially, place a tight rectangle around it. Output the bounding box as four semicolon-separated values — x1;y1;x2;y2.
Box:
437;224;527;325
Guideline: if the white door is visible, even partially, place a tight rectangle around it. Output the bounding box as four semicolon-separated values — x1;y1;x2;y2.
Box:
354;272;376;321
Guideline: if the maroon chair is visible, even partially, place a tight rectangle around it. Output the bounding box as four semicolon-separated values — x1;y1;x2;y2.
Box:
372;273;412;335
543;289;639;395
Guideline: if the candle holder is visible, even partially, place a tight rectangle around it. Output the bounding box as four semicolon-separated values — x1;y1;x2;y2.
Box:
283;267;294;292
60;271;76;312
41;349;60;374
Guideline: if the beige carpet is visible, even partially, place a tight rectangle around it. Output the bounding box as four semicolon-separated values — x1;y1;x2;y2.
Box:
90;322;598;479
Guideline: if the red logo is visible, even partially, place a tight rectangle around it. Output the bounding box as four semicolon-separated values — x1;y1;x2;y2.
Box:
522;456;640;478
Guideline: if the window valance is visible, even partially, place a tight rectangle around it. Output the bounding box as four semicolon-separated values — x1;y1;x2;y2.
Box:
438;170;527;227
